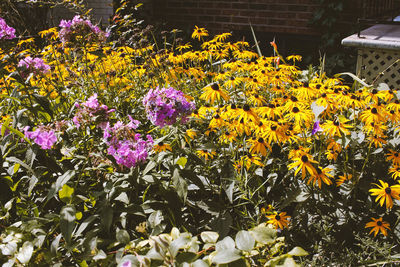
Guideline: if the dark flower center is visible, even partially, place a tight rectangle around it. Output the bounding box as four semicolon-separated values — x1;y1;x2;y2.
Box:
258;137;264;143
292;107;300;113
275;215;281;220
303;82;309;87
243;104;250;111
254;94;259;98
211;83;219;91
301;155;308;163
214;114;220;119
333;120;340;126
158;141;164;146
321;93;327;97
385;187;391;194
395;153;399;157
371;107;378;114
271;125;277;131
231;103;237;109
377;221;382;226
225;131;230;136
230;77;235;80
253;79;258;83
316;167;322;174
316;84;321;89
372;89;377;94
291;96;298;102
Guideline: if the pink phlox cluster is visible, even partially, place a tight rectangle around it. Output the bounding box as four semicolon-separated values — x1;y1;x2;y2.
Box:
73;94;115;128
59;15;109;44
143;87;195;128
18;56;50;75
24;126;57;150
104;117;153;168
0;18;16;40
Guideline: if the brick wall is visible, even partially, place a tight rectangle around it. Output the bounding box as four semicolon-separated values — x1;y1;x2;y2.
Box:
153;0;321;35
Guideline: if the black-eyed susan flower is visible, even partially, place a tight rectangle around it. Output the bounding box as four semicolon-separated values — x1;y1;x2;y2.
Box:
336;173;352;186
386;149;400;165
368;134;387;148
154;141;172;152
200;83;229;104
191;26;208;41
196;149;216;161
219;130;237;144
365;217;390;237
321;117;352;137
236;104;260;124
248;93;265;107
288;153;318;179
307;166;333;188
239;153;263;170
266;212;290;230
284;106;314;127
248;137;271;156
389;165;400;180
369;180;400;209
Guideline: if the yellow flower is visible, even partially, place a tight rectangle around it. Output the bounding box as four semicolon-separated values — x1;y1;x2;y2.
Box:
369;180;400;209
248;137;271;156
200;83;229;104
266;212;290;230
239;154;264;170
219;130;237;144
307;167;333;188
154;142;172;152
389;165;400;180
191;26;208;41
336;174;352;186
321;117;352;137
386;150;400;165
288;153;318;180
365;217;390;237
196;150;216;161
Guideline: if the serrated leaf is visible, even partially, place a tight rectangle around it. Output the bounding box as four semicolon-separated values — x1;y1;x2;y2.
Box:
235;230;255;251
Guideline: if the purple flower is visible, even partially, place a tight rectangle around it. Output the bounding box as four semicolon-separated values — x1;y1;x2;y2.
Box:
18;56;50;75
24;126;57;150
104;120;153;168
59;15;108;45
121;261;131;267
312;121;322;135
143;87;195;128
73;94;114;128
0;18;16;40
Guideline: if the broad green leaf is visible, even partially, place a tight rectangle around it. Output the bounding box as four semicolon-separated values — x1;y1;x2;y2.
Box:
235;230;255;251
288;246;308;256
143;160;156;175
59;184;74;203
201;231;219;243
172;169;188;202
192;259;209;267
60;205;76;245
250;224;277;245
50;234;62;255
212;249;241;264
176;157;188;168
116;229;130;244
176;252;197;264
100;206;113;233
278;256;299;267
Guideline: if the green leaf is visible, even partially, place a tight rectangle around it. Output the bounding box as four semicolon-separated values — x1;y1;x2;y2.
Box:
116;229;130;244
143;160;156;175
287;247;308;256
216;236;235;251
176;157;188;168
334;72;371;88
250;224;277;245
212;249;241;264
100;206;113;233
60;205;76;245
235;230;255;251
51;234;62;255
172;169;188;202
278;256;299;267
59;184;74;203
176;252;198;264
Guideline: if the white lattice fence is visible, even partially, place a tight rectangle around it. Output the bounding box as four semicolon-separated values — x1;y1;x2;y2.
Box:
357;48;400;89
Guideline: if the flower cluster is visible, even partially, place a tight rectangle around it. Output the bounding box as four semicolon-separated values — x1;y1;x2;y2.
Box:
73;94;114;129
0;18;16;40
18;56;50;75
143;87;195;128
103;117;153;168
59;15;108;44
24;126;57;150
